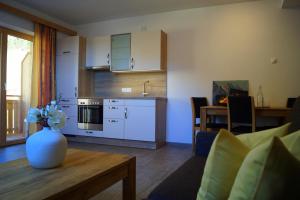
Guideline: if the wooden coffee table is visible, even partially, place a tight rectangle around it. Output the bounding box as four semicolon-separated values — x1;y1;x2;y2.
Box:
0;149;136;200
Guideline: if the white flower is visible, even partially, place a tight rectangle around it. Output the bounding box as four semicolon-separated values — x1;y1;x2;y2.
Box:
47;110;66;130
26;100;66;130
26;108;41;123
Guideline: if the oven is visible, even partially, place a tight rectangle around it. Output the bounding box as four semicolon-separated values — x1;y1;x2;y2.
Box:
77;98;103;131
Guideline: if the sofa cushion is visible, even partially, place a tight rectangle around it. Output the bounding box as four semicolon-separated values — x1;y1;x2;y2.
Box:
236;123;290;149
197;129;250;200
147;156;206;200
229;130;300;200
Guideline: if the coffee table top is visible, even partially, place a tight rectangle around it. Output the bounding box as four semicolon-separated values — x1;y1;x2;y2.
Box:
0;148;134;200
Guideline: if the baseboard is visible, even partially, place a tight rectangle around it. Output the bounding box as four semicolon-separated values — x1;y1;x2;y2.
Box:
65;135;166;150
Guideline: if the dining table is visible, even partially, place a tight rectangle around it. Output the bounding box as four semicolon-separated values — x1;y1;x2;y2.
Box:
200;106;292;131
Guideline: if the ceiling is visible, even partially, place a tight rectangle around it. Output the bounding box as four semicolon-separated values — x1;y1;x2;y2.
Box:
13;0;256;25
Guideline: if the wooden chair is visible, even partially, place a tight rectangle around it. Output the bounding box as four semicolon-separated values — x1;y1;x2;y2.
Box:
227;96;256;134
191;97;227;151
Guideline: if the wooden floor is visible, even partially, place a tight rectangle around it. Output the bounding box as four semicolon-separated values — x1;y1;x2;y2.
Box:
0;142;193;200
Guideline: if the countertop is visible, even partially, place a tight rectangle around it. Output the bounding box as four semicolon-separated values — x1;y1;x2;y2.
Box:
78;96;167;100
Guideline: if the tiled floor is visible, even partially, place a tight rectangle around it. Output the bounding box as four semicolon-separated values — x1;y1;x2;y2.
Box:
0;142;193;200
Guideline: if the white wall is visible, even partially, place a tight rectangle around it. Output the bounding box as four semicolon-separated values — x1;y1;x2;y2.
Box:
0;0;75;34
77;0;300;143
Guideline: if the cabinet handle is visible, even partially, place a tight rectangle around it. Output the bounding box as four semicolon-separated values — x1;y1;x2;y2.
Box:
110;120;118;123
111;100;117;103
62;105;70;108
61;99;70;102
110;106;118;110
124;107;128;119
63;51;71;54
75;87;77;98
86;131;93;134
130;57;134;69
107;53;110;65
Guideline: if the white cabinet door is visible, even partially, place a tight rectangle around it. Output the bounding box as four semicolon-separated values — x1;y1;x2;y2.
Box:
124;105;155;141
131;31;161;71
104;106;125;119
103;119;124;139
56;53;78;99
86;36;110;68
61;117;78;135
60;104;77;118
57;36;79;56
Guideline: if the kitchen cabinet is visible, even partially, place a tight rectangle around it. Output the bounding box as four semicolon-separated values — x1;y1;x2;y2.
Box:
110;34;131;71
124;105;155;141
56;36;79;56
103;119;124;139
131;31;167;71
56;36;81;136
103;99;166;143
110;30;167;72
86;36;110;68
56;53;78;99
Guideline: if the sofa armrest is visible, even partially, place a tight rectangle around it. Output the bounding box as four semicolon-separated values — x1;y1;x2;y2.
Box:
195;131;218;157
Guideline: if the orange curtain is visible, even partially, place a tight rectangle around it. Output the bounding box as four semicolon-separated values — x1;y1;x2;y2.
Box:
33;23;56;107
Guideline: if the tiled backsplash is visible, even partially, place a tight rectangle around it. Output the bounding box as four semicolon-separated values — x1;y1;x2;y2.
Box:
93;72;167;97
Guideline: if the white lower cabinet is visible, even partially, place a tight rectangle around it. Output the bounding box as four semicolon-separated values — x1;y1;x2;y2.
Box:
103;119;124;139
103;99;158;142
77;129;103;137
61;117;78;135
124;106;155;141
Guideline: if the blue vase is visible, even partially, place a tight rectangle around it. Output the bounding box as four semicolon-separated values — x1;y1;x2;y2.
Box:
26;127;68;169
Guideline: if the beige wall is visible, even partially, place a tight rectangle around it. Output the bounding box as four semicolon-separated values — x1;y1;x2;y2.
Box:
77;0;300;143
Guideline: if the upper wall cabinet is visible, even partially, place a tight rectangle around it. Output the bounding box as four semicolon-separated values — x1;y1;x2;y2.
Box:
110;30;167;72
111;33;131;71
131;30;167;72
56;36;79;56
86;36;110;68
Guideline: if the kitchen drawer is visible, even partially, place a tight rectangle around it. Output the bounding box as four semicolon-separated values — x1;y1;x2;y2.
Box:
103;119;124;139
125;99;155;107
104;106;125;119
79;130;103;137
59;98;77;105
61;117;78;135
104;99;125;106
60;104;77;117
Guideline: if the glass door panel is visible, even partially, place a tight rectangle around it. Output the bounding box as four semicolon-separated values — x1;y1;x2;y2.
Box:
6;35;33;142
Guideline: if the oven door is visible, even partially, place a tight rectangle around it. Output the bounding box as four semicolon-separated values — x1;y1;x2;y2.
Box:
78;105;103;130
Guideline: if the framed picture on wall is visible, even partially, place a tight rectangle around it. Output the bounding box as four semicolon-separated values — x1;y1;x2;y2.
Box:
212;80;249;106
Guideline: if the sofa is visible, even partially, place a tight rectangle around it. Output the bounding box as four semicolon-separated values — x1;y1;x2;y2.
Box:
147;97;300;200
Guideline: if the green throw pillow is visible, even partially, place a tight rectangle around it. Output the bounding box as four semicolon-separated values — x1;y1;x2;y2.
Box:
237;123;291;148
229;130;300;200
197;129;250;200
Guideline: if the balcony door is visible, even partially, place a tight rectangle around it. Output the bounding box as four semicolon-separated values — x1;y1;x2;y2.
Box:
0;27;33;146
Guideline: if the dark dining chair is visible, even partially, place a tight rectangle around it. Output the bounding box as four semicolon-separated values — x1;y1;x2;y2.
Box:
287;97;296;108
191;97;227;151
288;96;300;133
227;96;256;134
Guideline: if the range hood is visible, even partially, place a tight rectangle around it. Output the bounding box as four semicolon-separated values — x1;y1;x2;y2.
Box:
86;65;110;71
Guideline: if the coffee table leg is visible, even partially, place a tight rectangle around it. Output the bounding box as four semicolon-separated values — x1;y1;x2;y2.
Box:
123;157;136;200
